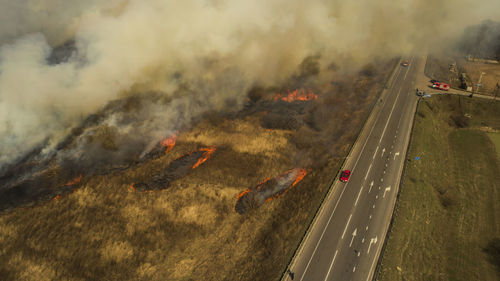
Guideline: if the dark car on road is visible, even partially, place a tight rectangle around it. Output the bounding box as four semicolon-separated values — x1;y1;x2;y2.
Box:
416;88;425;96
340;170;351;182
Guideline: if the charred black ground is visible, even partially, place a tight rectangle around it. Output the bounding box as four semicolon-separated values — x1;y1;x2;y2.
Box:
0;92;183;211
235;168;307;214
131;148;215;192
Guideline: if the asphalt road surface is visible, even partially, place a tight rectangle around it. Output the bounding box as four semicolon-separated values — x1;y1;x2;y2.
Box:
284;55;422;281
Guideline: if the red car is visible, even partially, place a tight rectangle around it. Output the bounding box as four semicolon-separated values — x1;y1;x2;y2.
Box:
401;60;409;67
340;170;351;182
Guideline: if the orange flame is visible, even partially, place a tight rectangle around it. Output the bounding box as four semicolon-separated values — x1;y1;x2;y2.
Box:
273;89;318;102
291;168;308;187
62;174;82;187
50;174;83;202
129;184;153;193
130;147;216;193
161;132;178;154
256;177;272;191
236;189;251;200
192;147;216;169
265;168;308;202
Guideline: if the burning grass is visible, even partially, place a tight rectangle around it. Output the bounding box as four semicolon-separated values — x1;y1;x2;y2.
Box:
130;147;216;192
0;58;398;281
235;168;308;214
0;93;184;211
273;89;318;102
160;132;178;154
0;168;83;211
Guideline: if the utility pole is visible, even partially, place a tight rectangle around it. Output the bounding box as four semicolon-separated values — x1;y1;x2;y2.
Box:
477;72;486;94
472;72;486;98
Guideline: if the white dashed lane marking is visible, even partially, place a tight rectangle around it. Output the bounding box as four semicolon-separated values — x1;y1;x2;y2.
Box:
354;185;364;206
323;250;338;281
365;164;372;180
373;146;379;159
341;214;353;239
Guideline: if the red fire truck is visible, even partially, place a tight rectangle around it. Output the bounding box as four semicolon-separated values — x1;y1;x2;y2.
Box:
432;82;450;91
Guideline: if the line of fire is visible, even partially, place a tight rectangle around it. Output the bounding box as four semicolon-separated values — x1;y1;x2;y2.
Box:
130;147;215;192
235;168;308;214
0;88;317;213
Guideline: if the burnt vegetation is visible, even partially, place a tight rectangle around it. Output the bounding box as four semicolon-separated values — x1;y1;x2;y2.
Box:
0;92;181;211
483;238;500;275
0;55;398;280
132;147;215;192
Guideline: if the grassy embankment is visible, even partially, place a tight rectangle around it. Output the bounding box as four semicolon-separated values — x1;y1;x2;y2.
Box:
488;132;500;159
377;95;500;280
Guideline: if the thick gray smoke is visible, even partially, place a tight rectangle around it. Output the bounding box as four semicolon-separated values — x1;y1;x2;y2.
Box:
458;20;500;59
0;0;499;170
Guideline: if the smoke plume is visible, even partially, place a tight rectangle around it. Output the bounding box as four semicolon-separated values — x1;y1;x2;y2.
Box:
1;0;499;170
458;20;500;59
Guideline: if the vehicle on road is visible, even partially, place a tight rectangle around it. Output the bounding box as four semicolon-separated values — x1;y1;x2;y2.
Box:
430;79;439;84
401;60;409;67
432;82;450;91
340;170;351;182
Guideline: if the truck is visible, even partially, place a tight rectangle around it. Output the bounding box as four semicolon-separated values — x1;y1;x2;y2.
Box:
432;82;450;91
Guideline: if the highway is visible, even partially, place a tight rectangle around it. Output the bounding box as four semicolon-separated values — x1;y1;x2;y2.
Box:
284;54;423;281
